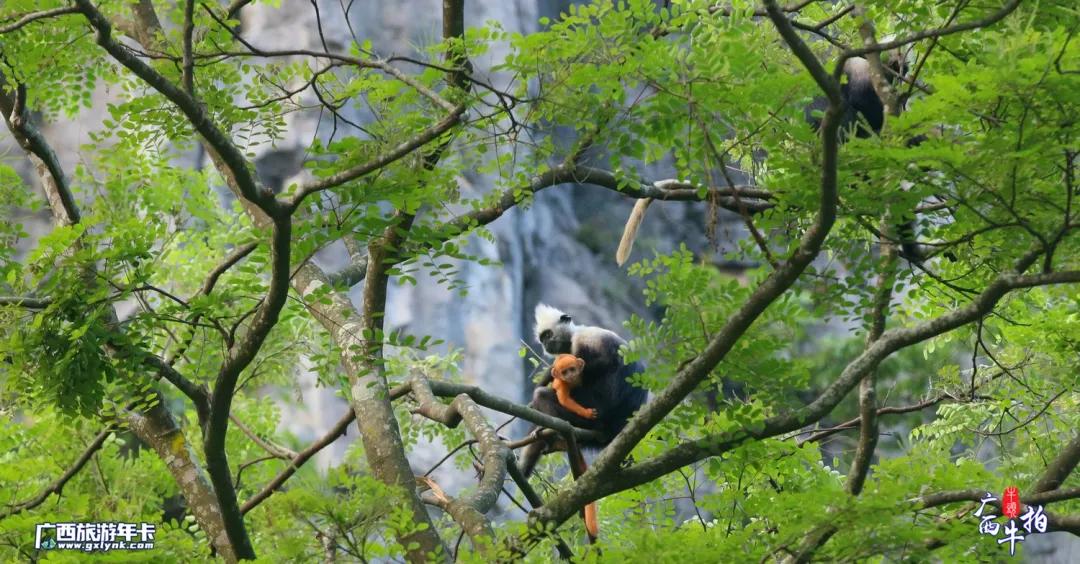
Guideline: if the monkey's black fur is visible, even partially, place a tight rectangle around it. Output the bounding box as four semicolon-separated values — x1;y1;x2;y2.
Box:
520;304;648;477
806;55;925;260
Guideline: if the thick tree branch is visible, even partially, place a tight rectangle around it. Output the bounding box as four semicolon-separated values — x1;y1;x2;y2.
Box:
127;398;239;562
1031;433;1080;494
764;0;842;104
410;374;505;553
553;268;1080;505
0;81;80;224
75;0;281;219
201;218;291;559
421;380;606;442
526;1;846;537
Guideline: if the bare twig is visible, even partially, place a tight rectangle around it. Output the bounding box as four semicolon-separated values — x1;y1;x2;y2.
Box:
0;7;79;34
0;427;114;519
241;408;355;514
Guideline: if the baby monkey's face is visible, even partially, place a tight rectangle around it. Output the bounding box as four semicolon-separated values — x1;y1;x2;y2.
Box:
556;363;584;388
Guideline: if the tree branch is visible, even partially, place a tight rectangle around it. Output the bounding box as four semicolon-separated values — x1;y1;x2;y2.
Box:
525;0;846;537
919;487;1080;536
0;295;51;308
182;0;195;94
75;0;281;219
1031;432;1080;494
554;267;1080;505
241;408;355;514
764;0;842;104
225;0;254;20
230;414;297;460
127;398;239;562
842;0;1023;60
409;373;504;554
0;79;80;224
0;6;79;34
287;104;466;210
0;427;113;519
847;225;898;496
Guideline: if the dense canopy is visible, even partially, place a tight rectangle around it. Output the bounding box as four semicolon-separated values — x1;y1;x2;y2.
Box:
0;0;1077;562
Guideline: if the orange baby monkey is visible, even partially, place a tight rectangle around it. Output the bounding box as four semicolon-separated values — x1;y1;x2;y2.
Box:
549;354;600;539
550;354;597;420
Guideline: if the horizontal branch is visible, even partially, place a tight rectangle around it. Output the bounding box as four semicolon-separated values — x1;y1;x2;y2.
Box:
0;6;79;34
241;373;600;514
449;164;773;234
920;487;1080;536
842;0;1022;60
422;380;607;443
0;296;51;309
543;266;1080;511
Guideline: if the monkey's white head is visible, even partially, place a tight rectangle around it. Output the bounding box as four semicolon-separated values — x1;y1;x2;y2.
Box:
534;303;576;355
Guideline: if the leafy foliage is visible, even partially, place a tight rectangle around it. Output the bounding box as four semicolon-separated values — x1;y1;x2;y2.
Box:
0;0;1077;561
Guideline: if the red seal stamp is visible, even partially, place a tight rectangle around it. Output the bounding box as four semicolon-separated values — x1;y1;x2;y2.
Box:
1002;486;1021;519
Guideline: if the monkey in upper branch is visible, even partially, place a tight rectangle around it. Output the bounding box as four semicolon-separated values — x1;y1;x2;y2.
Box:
616;50;926;265
806;52;927;260
520;303;648;477
804;51;920;143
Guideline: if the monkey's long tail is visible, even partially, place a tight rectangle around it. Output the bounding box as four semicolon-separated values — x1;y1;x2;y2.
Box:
616;198;652;266
584;501;599;541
